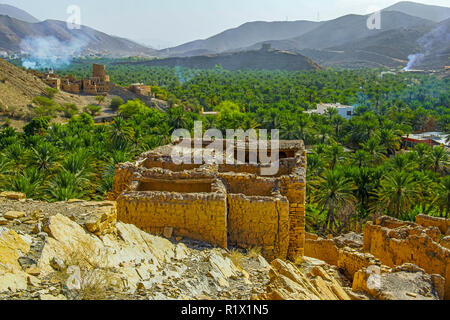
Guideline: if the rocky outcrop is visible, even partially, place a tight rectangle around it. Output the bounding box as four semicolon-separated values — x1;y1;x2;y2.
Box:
353;264;445;300
257;259;351;300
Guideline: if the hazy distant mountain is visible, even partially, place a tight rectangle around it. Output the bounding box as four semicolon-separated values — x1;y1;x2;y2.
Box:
0;3;39;23
236;11;442;69
383;1;450;22
161;3;441;59
0;15;156;57
163;20;322;57
120;45;321;72
263;11;434;51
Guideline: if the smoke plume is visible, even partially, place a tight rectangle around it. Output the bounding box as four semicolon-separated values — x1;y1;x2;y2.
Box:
20;36;87;70
403;22;450;71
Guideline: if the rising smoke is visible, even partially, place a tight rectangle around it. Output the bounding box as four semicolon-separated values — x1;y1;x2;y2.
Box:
20;36;87;70
403;22;450;71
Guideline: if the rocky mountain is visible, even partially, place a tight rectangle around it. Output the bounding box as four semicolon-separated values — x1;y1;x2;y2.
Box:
383;1;450;22
298;24;435;69
244;11;435;53
157;2;449;70
0;3;39;23
163;20;322;57
0;14;156;57
118;45;321;71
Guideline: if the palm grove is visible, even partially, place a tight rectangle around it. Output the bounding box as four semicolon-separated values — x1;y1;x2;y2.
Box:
1;62;449;235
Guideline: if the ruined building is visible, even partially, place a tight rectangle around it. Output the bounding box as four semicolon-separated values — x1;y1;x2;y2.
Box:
109;139;307;261
41;64;112;95
128;83;152;96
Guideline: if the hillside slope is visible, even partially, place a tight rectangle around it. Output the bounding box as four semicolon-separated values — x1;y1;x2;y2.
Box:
0;3;39;23
0;58;95;122
120;46;321;71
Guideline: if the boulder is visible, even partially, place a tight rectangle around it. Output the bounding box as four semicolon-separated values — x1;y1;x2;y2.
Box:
3;211;26;220
0;271;28;292
84;205;117;236
352;263;444;300
207;249;240;287
440;236;450;250
0;192;26;200
258;259;351;300
0;227;31;271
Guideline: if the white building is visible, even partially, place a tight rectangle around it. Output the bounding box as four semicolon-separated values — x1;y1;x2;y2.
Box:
305;103;355;120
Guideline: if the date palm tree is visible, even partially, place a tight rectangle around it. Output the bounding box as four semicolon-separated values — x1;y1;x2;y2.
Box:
436;176;450;218
426;146;448;175
30;142;59;173
378;128;400;155
372;170;419;218
311;168;356;232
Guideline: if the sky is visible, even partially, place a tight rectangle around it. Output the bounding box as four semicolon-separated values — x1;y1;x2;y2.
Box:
2;0;449;48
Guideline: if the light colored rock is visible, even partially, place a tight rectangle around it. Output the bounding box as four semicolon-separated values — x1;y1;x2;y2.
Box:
0;218;8;225
25;266;41;276
27;275;41;287
439;236;450;250
0;192;26;200
0;227;31;271
50;257;65;271
84;205;117;236
259;259;351;300
352;263;444;300
39;214;104;275
174;243;189;261
0;271;28;292
4;211;26;220
207;250;240;287
163;226;173;239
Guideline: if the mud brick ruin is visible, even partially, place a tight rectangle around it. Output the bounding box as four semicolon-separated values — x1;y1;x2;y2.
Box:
109;139;307;261
40;64;112;95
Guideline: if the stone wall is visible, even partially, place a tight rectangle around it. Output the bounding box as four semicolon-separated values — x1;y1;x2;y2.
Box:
107;163;136;201
305;237;340;266
219;173;277;196
227;193;289;261
363;218;450;299
116;191;228;248
337;247;380;279
280;175;306;261
416;214;450;235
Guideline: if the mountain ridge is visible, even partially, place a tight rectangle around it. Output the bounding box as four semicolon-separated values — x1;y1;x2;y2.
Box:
0;3;39;23
0;14;156;58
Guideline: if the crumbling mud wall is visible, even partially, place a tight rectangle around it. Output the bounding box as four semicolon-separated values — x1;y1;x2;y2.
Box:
305;235;340;266
117;191;228;248
107;163;136;201
227;193;289;260
219;173;277;196
363;217;450;299
416;214;450;235
305;233;380;279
